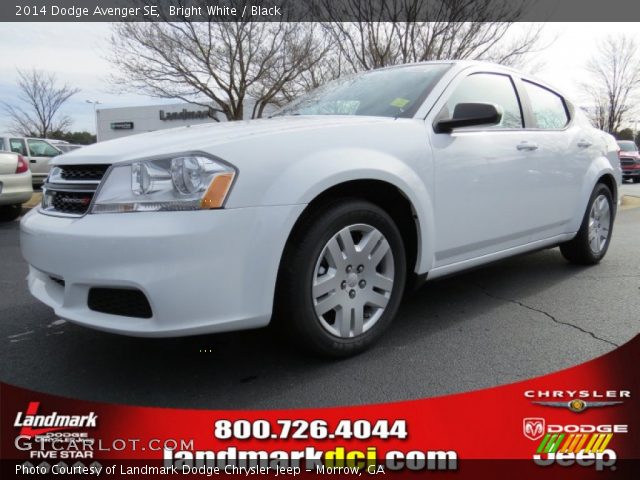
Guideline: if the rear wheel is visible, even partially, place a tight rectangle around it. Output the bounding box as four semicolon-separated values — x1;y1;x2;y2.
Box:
276;199;407;357
0;204;22;222
560;183;614;265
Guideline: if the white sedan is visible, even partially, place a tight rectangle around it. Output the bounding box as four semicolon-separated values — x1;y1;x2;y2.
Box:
20;61;620;356
0;151;32;221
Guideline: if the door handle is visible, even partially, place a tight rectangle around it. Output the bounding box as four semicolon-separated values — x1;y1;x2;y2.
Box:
30;159;36;163
517;142;538;151
577;140;592;148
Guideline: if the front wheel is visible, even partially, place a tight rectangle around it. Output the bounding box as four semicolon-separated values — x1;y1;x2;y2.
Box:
0;204;22;222
560;183;614;265
276;199;407;357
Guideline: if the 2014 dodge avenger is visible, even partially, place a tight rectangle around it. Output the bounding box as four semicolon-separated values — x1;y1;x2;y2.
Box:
20;61;621;356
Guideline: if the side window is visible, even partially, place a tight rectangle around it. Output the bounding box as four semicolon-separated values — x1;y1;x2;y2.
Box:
27;139;60;157
522;81;569;129
9;138;27;156
0;138;4;151
441;73;523;129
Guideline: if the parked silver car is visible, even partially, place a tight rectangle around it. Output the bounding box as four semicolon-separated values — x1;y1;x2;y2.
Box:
0;135;61;186
0;151;32;221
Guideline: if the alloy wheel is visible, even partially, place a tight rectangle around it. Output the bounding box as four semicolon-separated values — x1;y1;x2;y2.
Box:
588;194;611;254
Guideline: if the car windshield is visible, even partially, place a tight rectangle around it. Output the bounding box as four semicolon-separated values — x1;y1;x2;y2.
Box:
618;141;638;152
274;64;451;119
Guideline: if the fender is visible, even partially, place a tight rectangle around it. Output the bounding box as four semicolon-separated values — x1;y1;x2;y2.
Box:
262;148;436;274
570;154;618;233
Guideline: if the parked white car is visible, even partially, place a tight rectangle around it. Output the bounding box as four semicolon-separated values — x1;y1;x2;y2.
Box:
0;135;62;186
20;61;620;356
55;144;83;154
0;151;32;221
47;139;84;153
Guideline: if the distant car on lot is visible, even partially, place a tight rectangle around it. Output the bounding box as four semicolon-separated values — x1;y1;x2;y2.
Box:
55;144;83;153
617;140;640;183
21;61;621;356
0;151;32;221
0;135;61;186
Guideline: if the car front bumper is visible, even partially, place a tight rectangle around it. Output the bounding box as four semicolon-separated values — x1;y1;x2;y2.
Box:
622;169;640;178
20;205;305;336
0;171;33;206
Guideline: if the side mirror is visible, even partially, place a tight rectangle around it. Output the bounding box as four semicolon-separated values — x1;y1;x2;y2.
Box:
434;103;502;134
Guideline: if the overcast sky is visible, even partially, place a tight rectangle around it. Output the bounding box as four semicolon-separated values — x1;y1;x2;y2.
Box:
0;22;637;134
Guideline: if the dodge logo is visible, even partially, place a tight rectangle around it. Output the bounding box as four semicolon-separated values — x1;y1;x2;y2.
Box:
523;418;545;441
60;196;91;206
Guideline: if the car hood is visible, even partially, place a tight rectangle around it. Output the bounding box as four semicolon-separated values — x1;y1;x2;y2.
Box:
53;116;395;166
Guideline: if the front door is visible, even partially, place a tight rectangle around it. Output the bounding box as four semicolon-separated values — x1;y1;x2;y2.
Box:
429;72;548;267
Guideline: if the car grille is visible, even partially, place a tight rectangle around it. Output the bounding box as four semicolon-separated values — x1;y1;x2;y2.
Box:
42;164;110;216
620;158;637;167
59;164;109;182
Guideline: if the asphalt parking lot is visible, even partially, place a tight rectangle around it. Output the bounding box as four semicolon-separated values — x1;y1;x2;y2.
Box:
1;198;639;410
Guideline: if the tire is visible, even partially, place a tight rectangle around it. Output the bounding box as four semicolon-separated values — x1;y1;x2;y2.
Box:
0;204;22;222
633;177;640;184
276;199;407;357
560;183;614;265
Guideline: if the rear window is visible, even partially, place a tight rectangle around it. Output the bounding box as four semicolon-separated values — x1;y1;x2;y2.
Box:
0;138;5;151
523;80;569;129
9;138;27;156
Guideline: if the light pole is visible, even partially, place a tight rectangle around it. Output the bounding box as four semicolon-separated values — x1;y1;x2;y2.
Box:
86;100;101;139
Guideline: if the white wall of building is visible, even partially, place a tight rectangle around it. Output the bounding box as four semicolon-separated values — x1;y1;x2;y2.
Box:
97;101;276;142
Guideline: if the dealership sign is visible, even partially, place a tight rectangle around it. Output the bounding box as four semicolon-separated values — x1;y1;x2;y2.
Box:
159;108;214;121
110;122;134;130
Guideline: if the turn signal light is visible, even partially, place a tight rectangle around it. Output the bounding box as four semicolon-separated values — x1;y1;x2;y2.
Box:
200;172;235;209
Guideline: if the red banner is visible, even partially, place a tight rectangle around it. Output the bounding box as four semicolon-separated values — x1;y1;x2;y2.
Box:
2;335;639;479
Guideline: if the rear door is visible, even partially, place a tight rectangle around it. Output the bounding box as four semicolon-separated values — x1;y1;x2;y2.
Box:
516;79;587;233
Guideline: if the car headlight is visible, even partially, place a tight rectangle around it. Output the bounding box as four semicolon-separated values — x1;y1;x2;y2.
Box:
92;154;236;213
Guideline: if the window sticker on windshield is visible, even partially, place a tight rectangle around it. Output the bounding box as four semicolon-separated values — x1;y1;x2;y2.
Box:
390;97;410;108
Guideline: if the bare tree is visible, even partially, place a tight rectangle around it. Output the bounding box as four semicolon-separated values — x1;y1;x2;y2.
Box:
108;3;330;120
318;0;544;73
2;69;79;137
584;35;640;133
582;90;608;131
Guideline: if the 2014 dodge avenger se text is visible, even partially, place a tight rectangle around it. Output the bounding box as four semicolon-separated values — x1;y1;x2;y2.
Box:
20;61;621;357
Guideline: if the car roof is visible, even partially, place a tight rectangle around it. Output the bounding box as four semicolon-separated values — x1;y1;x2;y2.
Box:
375;60;569;98
381;59;519;73
0;134;57;142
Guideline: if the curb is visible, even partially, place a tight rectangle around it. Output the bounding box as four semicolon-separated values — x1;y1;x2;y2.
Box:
621;195;640;211
22;192;42;211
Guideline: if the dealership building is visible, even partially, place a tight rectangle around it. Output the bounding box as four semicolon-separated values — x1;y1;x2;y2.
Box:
96;101;253;142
